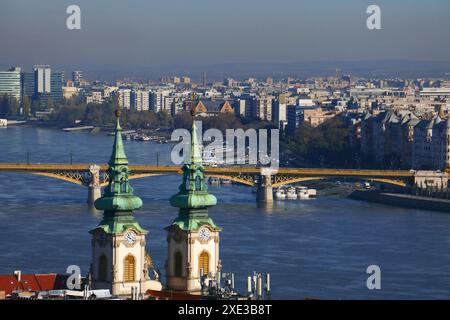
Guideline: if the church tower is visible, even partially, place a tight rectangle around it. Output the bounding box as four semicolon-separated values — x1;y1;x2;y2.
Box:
90;107;153;297
166;116;222;293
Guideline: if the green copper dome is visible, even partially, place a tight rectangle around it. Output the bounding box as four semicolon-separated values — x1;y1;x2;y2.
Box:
168;116;221;232
94;108;143;213
169;120;217;209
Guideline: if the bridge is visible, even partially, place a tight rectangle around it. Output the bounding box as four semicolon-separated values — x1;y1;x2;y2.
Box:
1;163;447;204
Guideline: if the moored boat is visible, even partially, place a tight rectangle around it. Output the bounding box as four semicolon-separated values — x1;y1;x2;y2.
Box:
296;186;317;199
275;188;286;200
209;177;220;185
286;187;297;199
296;186;309;199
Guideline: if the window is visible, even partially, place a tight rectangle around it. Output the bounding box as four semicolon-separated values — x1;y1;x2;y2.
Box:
185;175;190;190
174;251;182;277
120;179;127;193
98;255;107;281
198;251;209;276
196;176;202;191
124;255;135;282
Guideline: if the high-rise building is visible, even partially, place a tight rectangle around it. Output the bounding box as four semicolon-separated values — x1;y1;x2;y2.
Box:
21;66;63;106
150;89;172;112
131;90;149;111
273;94;287;125
202;72;207;87
117;89;131;109
50;72;63;103
34;65;51;94
248;95;273;121
21;72;35;100
287;105;302;135
182;76;191;85
72;71;83;86
0;67;21;103
233;99;246;118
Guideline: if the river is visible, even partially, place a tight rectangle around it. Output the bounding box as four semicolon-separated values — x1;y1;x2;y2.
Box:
1;126;450;299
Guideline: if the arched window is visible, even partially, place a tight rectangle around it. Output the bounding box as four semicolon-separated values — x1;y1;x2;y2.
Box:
174;252;183;277
198;251;209;276
120;179;127;193
124;255;135;282
98;254;107;281
196;175;202;191
185;175;190;191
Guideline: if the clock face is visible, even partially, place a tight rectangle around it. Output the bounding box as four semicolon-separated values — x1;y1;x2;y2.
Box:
199;227;211;242
124;230;137;245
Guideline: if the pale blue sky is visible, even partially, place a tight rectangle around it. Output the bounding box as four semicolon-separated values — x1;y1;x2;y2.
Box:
0;0;449;68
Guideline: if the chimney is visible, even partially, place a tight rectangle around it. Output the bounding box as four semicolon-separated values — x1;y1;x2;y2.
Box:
14;270;22;282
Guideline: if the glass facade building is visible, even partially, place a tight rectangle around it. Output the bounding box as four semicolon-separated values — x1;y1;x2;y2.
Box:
21;67;63;107
0;68;21;103
21;72;35;99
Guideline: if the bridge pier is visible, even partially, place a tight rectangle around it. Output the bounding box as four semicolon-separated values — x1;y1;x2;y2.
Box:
256;170;273;204
87;164;102;205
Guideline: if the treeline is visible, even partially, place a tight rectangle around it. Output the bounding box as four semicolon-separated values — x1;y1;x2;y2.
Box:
53;99;246;131
285;117;360;168
0;95;20;118
52;98;172;128
0;94;58;119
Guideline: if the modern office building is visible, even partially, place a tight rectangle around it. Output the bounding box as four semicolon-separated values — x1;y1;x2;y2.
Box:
34;65;51;94
50;71;63;103
21;72;35;99
0;67;21;103
20;65;63;106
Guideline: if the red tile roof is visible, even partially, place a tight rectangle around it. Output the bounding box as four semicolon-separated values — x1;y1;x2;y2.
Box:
0;273;58;296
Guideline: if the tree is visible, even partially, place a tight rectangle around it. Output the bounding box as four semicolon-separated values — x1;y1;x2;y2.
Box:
173;111;192;130
286;117;358;168
157;111;172;127
22;96;31;118
0;95;20;118
55;105;86;125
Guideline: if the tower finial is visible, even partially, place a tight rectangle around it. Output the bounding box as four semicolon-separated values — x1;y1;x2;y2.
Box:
114;92;121;118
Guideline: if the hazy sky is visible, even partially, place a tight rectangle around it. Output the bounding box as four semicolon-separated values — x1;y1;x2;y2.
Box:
1;0;450;69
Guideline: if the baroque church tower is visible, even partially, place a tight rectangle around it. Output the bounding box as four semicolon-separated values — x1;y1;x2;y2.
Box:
90;107;157;296
165;115;222;293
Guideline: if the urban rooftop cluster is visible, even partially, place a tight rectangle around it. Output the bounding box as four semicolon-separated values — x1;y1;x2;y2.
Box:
1;65;450;170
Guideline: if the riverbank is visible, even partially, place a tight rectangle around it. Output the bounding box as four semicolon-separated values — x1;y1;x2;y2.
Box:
349;190;450;213
15;120;174;139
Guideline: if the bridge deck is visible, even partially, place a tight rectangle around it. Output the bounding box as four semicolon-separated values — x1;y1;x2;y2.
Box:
0;163;423;177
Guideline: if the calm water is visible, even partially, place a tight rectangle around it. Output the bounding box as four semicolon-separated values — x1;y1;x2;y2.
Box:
1;126;450;299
